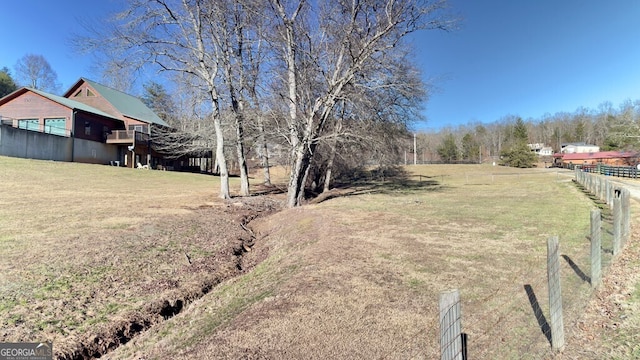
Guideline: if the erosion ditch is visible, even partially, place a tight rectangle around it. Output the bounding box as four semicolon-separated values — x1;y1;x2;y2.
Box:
56;198;280;360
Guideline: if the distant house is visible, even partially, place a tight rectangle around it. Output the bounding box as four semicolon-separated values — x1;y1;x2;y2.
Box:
539;147;554;156
0;78;189;169
554;151;640;168
561;142;599;154
528;143;554;156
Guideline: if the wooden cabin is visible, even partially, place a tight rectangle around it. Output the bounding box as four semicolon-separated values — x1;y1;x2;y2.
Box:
0;78;193;169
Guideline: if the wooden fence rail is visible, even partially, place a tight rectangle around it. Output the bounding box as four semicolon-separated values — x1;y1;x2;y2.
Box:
580;164;639;178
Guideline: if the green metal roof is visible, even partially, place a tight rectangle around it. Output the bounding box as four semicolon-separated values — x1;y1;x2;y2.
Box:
81;78;169;127
28;88;123;122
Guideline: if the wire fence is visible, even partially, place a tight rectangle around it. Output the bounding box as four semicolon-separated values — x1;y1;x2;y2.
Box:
437;168;632;359
439;290;464;360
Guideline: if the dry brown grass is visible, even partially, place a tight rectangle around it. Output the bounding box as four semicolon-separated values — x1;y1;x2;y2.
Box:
104;164;619;359
4;158;635;359
0;156;281;357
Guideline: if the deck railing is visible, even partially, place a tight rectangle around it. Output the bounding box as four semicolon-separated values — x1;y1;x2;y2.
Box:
0;118;71;137
106;130;150;143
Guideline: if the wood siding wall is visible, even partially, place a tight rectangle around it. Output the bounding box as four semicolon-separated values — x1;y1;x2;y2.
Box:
74;112;125;142
68;82;150;130
69;84;123;120
0;91;125;141
0;92;72;131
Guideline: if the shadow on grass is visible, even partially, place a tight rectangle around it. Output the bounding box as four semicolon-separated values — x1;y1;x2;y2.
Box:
524;284;552;346
310;166;445;204
561;255;591;283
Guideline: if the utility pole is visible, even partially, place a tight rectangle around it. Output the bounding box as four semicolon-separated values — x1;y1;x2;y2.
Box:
413;133;417;165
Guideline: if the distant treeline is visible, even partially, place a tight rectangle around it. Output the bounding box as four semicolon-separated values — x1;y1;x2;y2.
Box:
415;99;640;163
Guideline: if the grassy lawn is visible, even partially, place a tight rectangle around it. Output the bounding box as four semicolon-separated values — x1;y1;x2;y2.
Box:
0;156;253;355
108;164;613;359
0;155;221;237
2;158;635;359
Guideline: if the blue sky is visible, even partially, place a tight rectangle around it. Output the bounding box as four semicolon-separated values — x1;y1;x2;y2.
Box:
1;1;639;131
416;0;640;131
0;1;123;91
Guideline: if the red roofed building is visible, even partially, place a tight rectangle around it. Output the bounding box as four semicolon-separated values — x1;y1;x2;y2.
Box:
553;151;640;168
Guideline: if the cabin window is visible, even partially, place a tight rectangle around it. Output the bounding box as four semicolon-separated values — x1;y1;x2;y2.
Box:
18;119;39;131
129;124;146;133
102;126;110;141
87;88;96;97
84;121;91;136
74;89;83;97
44;118;66;136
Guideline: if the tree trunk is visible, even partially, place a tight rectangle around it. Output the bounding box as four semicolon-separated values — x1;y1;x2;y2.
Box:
226;78;250;197
323;141;337;193
287;125;324;207
257;115;271;186
287;137;319;207
212;105;230;199
286;141;307;207
299;154;313;203
228;11;251;197
234;109;250;196
271;0;306;206
323;110;344;193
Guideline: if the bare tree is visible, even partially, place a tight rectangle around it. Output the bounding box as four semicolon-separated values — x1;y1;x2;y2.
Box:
97;0;282;198
14;54;61;93
593;101;614;147
315;47;428;191
83;0;236;199
604;99;640;149
97;58;138;93
77;0;452;204
151;66;217;168
206;0;274;196
241;5;274;186
269;0;454;207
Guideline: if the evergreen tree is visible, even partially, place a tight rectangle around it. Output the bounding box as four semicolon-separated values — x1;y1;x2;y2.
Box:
141;81;176;125
461;132;480;162
513;117;529;142
500;117;537;167
0;67;17;98
437;133;459;163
